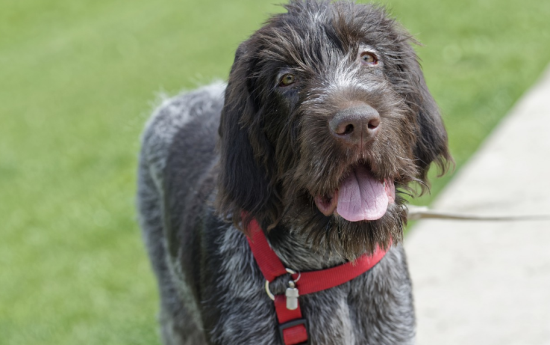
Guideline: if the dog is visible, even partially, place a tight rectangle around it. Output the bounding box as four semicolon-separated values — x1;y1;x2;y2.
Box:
137;0;451;344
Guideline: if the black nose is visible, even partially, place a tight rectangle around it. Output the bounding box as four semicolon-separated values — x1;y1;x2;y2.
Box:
329;105;380;146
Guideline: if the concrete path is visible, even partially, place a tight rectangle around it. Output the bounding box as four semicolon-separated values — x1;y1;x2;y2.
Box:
406;65;550;345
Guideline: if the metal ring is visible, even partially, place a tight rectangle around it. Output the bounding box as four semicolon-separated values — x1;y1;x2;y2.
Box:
265;280;275;301
285;268;297;275
285;268;301;283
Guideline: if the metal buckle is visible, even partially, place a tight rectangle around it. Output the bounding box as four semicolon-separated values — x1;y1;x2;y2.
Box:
278;318;309;345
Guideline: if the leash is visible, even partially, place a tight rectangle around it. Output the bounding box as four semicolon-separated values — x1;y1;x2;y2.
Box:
246;218;387;345
407;205;550;222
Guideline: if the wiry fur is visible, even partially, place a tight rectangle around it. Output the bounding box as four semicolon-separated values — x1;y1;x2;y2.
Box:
137;1;450;344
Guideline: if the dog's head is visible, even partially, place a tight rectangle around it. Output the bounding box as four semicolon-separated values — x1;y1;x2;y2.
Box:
216;0;451;258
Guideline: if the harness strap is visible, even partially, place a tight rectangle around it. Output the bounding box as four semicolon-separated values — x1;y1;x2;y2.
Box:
274;295;308;344
246;218;388;345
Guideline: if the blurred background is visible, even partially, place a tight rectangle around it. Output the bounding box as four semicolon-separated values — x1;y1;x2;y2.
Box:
1;0;549;344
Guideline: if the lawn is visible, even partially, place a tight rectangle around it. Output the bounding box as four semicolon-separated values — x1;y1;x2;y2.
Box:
1;0;549;344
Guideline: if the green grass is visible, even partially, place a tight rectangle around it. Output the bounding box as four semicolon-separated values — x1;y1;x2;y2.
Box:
1;0;549;344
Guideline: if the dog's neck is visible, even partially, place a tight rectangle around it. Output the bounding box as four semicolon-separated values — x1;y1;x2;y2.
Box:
264;224;352;272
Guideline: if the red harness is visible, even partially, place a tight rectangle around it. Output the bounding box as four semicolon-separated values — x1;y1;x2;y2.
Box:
246;219;387;345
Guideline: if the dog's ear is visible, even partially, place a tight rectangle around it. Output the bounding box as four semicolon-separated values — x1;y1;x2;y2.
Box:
397;42;453;187
216;41;280;232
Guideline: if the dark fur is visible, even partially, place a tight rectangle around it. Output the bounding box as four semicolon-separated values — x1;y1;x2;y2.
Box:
217;0;450;258
137;1;450;344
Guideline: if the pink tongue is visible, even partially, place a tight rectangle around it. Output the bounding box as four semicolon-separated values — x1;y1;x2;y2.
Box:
336;166;388;222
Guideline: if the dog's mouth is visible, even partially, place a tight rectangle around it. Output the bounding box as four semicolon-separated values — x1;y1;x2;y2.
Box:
313;164;395;222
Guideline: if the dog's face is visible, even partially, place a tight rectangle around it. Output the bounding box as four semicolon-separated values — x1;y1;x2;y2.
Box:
217;0;451;258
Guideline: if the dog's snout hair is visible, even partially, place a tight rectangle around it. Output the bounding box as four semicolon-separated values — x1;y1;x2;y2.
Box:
137;1;452;344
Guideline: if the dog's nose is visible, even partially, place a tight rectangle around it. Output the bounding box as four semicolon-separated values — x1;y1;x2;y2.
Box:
330;105;380;146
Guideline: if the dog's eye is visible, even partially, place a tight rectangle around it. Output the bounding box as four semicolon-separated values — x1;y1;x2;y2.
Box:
279;73;296;86
360;52;378;66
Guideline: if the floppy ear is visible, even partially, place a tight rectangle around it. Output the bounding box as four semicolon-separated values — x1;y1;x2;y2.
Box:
398;42;453;187
216;41;280;232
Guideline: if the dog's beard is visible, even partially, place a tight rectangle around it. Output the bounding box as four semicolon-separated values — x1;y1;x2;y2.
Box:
274;128;415;260
281;191;406;261
275;135;415;260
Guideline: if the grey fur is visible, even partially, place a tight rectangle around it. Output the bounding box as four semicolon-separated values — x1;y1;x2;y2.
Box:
138;82;226;344
138;84;415;345
137;1;450;344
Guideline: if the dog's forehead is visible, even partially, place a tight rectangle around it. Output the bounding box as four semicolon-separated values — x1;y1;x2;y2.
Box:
255;1;397;65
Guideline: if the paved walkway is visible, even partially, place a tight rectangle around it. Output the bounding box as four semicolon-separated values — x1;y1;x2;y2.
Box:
406;65;550;345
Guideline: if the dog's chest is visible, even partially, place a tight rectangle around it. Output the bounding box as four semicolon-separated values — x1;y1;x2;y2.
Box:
206;226;411;344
